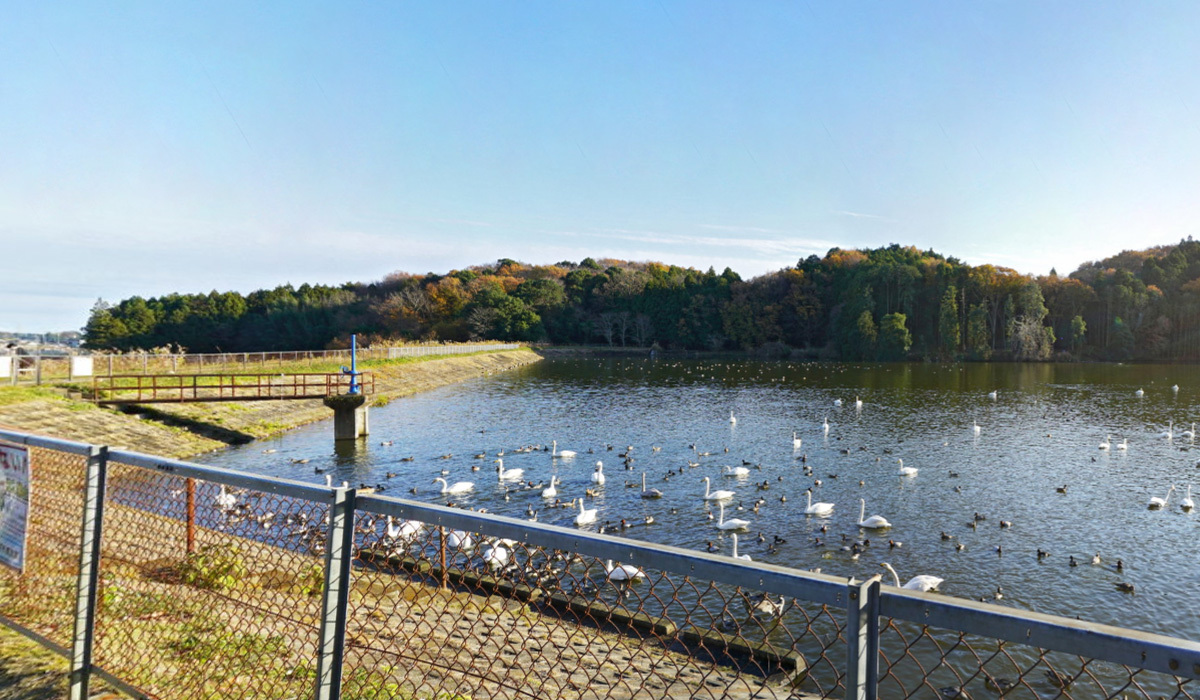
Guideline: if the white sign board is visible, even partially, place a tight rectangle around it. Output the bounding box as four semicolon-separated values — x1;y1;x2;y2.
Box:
71;356;93;378
0;442;30;573
0;356;10;379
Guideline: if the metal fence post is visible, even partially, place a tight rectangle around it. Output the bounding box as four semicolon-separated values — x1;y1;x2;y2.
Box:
314;487;356;700
69;445;108;700
846;575;881;700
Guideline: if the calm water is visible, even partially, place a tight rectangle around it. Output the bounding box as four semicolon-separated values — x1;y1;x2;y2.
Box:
204;358;1200;640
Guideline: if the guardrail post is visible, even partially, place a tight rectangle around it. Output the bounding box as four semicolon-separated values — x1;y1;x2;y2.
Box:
845;575;881;700
314;487;356;700
69;445;108;700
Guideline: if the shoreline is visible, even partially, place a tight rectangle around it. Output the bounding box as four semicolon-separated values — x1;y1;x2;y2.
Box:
0;348;542;460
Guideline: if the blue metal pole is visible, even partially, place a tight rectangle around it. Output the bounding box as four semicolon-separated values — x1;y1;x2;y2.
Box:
349;334;358;395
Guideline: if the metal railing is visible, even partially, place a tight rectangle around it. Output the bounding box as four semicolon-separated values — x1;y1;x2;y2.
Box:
91;373;376;404
0;426;1197;700
2;343;521;385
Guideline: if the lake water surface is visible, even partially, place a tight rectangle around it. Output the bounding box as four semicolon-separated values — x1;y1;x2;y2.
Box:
203;357;1200;641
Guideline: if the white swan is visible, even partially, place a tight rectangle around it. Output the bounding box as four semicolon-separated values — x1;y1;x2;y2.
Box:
804;489;835;516
1160;421;1174;439
446;529;474;550
1182;484;1194;512
1173;384;1180;393
715;502;751;531
215;484;237;510
858;499;892;529
605;559;646;581
855;396;863;409
482;544;510;569
792;432;802;449
640;473;663;499
881;562;942;592
897;458;918;477
988;390;998;400
551;440;577;459
574;499;598;525
724;465;750;477
833;398;843;407
1116;437;1128;450
1098;435;1111;451
823;416;830;436
701;476;735;501
386;515;423;543
1135;388;1145;397
495;458;524;481
541;476;558;499
1148;485;1175;509
730;533;752;561
1182;423;1196;440
591;461;606;485
433;477;475;495
729;410;737;424
973;419;981;436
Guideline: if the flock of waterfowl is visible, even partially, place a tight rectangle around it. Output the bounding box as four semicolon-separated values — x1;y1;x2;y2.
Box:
214;361;1199;622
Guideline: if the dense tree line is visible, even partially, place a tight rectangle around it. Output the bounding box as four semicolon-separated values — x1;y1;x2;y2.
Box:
82;239;1200;361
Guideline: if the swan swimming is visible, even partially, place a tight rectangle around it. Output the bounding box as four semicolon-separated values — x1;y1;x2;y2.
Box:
591;461;606;485
715;502;751;531
857;498;892;529
1098;435;1111;451
881;562;943;592
574;500;598;525
897;458;918;477
855;396;863;410
541;476;559;499
386;515;423;543
1148;485;1175;509
551;440;577;459
730;533;752;561
729;410;737;425
1160;421;1174;440
1182;423;1196;440
640;473;663;499
833;398;843;407
823;416;830;436
445;529;474;550
495;459;524;481
1135;388;1145;397
804;489;835;516
988;390;998;400
605;559;646;581
215;484;237;510
433;477;475;495
973;419;981;436
1182;485;1195;512
724;465;750;477
701;476;735;501
792;432;802;449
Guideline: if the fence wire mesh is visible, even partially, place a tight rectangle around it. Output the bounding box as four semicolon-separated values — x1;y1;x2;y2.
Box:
1;436;1199;700
876;616;1198;700
90;463;328;700
342;505;834;700
0;444;86;648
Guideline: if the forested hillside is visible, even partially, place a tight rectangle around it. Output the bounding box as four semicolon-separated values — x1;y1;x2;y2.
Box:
82;239;1200;361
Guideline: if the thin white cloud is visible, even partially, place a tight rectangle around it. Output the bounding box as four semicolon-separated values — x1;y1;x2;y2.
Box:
832;210;896;223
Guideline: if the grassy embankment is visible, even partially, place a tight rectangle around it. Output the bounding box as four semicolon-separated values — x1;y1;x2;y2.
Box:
0;347;541;699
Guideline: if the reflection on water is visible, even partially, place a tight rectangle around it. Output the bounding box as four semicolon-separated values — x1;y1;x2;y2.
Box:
205;358;1200;640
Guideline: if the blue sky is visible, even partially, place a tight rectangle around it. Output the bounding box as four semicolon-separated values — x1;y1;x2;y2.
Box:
3;3;1199;332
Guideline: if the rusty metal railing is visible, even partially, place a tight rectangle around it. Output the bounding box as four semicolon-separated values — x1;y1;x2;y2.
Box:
0;427;1197;700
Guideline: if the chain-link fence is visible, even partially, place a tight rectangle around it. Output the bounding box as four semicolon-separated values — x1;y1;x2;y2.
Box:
1;427;1197;700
